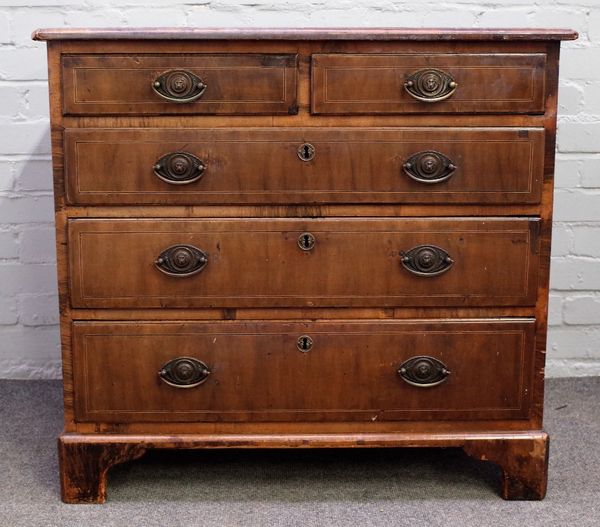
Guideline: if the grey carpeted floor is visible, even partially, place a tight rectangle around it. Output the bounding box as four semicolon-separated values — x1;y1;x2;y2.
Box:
0;378;598;526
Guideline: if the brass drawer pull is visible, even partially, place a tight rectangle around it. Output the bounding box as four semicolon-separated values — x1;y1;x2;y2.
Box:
401;244;454;276
159;357;211;388
153;152;206;185
152;70;207;103
398;356;450;388
154;244;208;277
403;151;456;184
404;68;457;103
298;232;316;251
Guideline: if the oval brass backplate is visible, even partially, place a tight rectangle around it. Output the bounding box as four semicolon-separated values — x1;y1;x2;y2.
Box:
401;245;454;277
404;68;457;103
154;244;208;277
158;357;211;388
152;70;207;103
153;151;206;185
398;356;450;388
403;150;456;184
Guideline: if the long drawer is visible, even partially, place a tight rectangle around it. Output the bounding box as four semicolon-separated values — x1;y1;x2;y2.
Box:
69;218;540;308
61;53;298;115
72;319;535;422
312;53;547;114
64;127;545;205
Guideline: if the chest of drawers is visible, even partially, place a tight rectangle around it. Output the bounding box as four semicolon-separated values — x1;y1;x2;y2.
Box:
33;27;577;503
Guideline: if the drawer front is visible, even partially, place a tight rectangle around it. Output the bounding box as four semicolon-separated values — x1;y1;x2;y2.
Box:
312;53;546;114
65;127;544;205
62;54;298;115
72;319;535;422
69;218;540;308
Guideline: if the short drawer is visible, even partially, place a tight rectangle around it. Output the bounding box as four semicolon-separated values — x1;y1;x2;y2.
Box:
62;54;298;115
69;218;540;309
72;319;535;423
312;53;546;114
64;127;544;205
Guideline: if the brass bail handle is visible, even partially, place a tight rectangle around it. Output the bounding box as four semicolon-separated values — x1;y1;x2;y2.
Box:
398;356;451;388
159;357;211;388
152;69;207;103
404;68;458;103
154;244;208;277
400;244;454;277
153;151;206;185
403;151;456;184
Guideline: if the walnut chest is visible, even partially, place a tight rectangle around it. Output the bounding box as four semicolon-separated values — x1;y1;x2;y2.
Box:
33;27;577;503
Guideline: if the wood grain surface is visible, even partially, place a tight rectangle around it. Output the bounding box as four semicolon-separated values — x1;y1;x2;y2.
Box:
71;319;535;423
62;53;298;115
64;127;545;205
312;52;547;114
68;217;541;308
32;27;578;41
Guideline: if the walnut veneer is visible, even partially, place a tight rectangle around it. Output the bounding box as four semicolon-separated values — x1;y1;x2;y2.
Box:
33;27;577;503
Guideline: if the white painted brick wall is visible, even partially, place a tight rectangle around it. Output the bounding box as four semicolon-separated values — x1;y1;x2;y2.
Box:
0;0;599;378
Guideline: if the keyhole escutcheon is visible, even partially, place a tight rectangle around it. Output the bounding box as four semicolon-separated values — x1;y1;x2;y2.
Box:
298;232;316;251
297;142;315;161
297;335;313;352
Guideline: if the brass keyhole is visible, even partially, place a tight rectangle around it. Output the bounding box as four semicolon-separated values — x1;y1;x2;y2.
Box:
297;143;315;161
297;335;313;352
298;232;315;251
